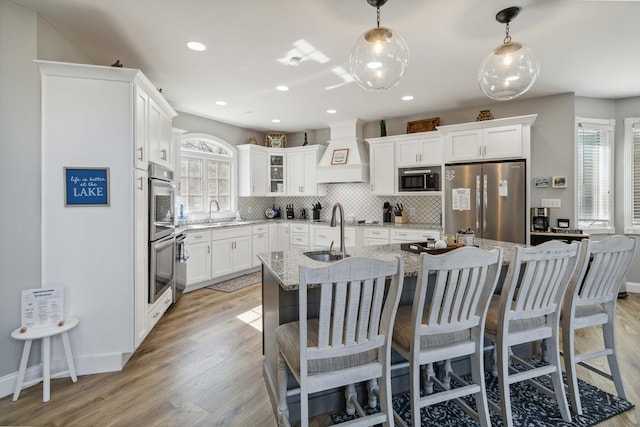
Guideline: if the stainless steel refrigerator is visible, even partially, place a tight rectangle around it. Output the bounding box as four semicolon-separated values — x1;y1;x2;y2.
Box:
444;160;526;244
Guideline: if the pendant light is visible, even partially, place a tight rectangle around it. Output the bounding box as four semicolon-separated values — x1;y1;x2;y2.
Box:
478;6;540;101
349;0;409;91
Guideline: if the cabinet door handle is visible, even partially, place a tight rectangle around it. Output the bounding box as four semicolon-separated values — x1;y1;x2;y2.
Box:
483;145;487;156
161;148;167;160
137;146;144;162
137;176;144;191
207;245;210;254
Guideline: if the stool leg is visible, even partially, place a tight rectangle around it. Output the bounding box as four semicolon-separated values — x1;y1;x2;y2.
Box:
61;332;77;382
13;339;32;401
43;336;51;402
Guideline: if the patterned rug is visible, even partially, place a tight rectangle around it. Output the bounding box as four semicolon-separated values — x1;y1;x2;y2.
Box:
206;274;261;293
332;360;634;426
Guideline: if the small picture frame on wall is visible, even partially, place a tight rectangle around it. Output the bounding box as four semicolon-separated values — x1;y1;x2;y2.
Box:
64;167;110;207
535;177;549;188
331;148;349;165
552;176;567;188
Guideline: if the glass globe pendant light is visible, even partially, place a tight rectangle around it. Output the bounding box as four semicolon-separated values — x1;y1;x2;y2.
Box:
478;6;540;101
349;0;409;91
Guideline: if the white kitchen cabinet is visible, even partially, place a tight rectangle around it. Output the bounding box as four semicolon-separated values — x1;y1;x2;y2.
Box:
185;230;212;285
211;226;252;278
366;139;396;195
134;170;149;348
289;223;309;250
252;224;269;267
390;228;440;243
287;145;327;196
310;224;356;250
134;87;148;170
363;227;390;246
268;151;286;196
395;132;443;167
148;97;174;169
238;144;268;196
439;115;537;163
37;60;177;374
147;287;172;332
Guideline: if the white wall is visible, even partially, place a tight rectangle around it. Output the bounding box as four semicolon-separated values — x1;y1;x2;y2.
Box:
0;0;40;381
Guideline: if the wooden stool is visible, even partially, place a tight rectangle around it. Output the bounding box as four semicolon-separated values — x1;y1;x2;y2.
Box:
11;317;79;402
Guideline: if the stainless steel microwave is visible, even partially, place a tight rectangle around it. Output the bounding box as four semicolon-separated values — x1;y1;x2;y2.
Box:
398;168;439;192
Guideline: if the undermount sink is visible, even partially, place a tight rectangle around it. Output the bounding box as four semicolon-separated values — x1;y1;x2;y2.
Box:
187;220;253;230
303;250;350;262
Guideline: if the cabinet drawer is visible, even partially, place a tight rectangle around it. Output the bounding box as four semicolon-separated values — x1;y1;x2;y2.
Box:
252;223;268;234
390;229;440;242
363;228;390;239
211;225;251;240
147;287;172;331
290;233;309;246
186;230;211;244
290;223;309;233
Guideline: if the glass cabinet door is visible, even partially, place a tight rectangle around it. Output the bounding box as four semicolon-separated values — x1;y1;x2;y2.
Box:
269;153;285;194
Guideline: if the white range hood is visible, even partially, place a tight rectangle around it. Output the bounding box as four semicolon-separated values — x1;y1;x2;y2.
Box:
316;118;370;183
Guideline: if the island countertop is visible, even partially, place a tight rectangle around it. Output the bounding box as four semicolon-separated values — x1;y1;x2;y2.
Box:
257;238;523;291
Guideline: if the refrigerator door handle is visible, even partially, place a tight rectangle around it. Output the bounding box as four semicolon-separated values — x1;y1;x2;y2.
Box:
483;174;488;236
476;175;481;231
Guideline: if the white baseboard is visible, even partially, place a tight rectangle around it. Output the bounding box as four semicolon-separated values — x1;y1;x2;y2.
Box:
0;352;128;399
626;281;640;294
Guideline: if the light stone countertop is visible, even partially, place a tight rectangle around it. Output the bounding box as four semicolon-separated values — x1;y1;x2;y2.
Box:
258;238;523;291
179;218;442;232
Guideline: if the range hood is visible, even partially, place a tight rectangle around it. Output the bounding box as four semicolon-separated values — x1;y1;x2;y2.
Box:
316;118;370;183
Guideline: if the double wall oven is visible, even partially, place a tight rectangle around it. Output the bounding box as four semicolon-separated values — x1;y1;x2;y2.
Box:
148;163;175;304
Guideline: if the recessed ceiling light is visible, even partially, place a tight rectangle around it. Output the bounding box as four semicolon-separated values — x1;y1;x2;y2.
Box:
215;101;227;106
289;56;301;66
276;85;289;92
327;109;337;114
272;119;281;123
401;95;414;101
186;41;206;51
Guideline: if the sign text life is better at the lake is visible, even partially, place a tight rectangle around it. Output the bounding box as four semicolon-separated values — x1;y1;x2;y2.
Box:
64;167;110;206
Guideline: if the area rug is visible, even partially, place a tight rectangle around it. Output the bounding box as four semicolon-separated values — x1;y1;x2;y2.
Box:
206;274;261;293
332;360;634;426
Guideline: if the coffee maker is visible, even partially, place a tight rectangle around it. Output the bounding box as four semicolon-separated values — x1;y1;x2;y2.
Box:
531;207;550;232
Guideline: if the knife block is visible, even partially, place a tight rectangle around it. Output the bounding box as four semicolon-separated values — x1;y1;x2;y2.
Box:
394;212;408;224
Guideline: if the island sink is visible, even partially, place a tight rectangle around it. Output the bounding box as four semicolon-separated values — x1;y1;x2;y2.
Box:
303;250;350;262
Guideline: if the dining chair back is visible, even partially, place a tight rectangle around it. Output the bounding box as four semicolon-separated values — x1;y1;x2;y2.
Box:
561;235;637;415
391;246;503;427
275;256;404;427
484;240;581;427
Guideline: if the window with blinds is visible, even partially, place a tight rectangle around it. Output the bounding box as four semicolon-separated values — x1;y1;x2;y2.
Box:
576;118;614;231
624;118;640;232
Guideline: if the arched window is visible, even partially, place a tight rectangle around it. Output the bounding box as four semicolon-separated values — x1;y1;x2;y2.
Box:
178;133;237;219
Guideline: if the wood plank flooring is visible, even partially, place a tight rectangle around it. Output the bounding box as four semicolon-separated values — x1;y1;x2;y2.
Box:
1;281;639;426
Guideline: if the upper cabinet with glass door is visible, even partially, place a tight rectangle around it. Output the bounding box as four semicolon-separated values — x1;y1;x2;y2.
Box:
268;150;286;196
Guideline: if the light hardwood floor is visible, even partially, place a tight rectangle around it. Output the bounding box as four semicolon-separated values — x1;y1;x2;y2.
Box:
1;282;639;426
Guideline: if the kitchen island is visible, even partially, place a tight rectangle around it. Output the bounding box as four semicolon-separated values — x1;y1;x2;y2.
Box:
258;239;522;422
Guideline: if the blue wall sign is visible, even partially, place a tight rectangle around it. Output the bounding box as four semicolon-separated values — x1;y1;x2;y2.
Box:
64;167;110;207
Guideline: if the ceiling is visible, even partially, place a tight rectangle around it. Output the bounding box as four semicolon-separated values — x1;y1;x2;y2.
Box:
11;0;640;132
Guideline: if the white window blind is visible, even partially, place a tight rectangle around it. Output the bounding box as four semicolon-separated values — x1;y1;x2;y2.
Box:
576;118;614;231
624;118;640;233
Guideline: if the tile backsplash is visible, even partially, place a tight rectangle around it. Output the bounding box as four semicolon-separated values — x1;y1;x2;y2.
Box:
239;183;442;224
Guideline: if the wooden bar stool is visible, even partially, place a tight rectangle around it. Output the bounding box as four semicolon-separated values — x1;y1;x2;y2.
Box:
11;317;79;402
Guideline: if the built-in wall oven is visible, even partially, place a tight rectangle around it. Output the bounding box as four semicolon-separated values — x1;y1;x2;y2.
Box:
149;163;175;304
